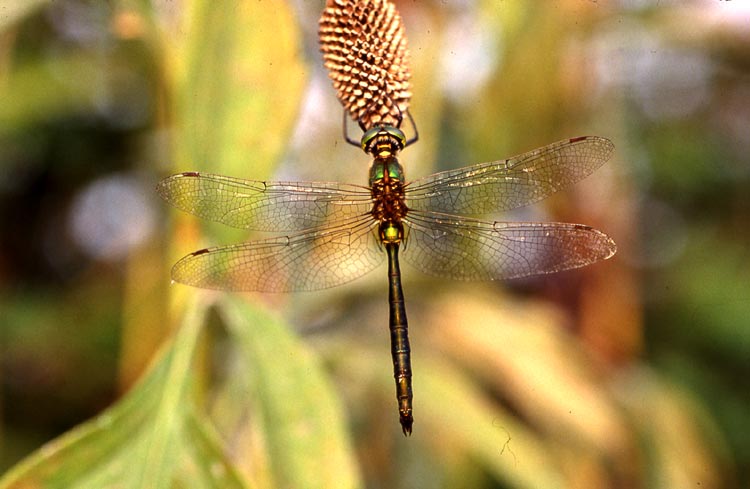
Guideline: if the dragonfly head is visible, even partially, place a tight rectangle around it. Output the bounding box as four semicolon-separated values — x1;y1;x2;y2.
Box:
361;125;406;158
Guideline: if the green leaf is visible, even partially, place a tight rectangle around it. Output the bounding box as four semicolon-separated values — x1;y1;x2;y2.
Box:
174;0;307;179
219;296;362;489
135;297;205;488
175;408;253;489
0;300;248;489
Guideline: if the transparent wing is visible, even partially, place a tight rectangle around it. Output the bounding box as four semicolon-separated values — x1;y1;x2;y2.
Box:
171;217;384;292
157;172;372;232
406;136;614;215
402;211;616;281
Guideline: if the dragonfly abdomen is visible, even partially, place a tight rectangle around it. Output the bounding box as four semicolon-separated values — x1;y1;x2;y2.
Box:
386;242;413;435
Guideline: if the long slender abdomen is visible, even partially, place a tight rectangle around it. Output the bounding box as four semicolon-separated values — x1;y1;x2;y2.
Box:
386;242;413;435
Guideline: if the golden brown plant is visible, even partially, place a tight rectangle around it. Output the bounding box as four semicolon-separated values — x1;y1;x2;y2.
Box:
319;0;412;130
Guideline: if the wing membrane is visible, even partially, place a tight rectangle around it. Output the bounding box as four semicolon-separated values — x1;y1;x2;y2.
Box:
171;217;384;292
402;211;616;281
157;172;372;231
406;136;613;215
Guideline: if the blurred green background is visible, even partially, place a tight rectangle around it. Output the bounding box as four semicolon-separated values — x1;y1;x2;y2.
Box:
1;0;749;487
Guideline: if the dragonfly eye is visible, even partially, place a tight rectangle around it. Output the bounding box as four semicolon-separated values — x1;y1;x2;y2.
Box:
361;126;407;156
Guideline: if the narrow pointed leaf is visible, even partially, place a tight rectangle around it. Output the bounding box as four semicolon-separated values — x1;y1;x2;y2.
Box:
219;297;362;489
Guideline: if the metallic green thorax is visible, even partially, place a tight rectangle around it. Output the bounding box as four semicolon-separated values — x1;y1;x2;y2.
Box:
365;127;408;246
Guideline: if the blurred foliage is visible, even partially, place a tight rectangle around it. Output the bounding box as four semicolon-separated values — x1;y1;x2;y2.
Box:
1;0;749;488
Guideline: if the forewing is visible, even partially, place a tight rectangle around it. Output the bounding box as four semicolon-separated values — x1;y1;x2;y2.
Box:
171;217;384;292
402;211;616;281
157;172;372;231
406;136;613;215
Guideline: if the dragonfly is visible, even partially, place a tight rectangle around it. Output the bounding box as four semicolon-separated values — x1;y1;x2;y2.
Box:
157;122;616;436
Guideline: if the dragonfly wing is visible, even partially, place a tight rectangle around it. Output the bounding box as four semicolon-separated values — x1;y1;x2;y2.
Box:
171;217;385;292
157;172;372;231
406;136;613;215
402;211;616;281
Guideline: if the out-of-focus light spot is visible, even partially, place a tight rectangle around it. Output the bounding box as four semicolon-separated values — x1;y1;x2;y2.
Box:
280;74;345;181
702;0;750;30
68;174;155;261
591;20;712;121
289;75;335;151
438;10;500;104
112;10;145;40
632;48;712;121
47;0;110;45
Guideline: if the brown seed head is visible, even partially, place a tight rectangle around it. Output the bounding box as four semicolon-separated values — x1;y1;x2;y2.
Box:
319;0;412;130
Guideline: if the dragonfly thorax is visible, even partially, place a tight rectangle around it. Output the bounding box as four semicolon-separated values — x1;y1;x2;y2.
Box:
370;156;408;245
369;156;405;184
